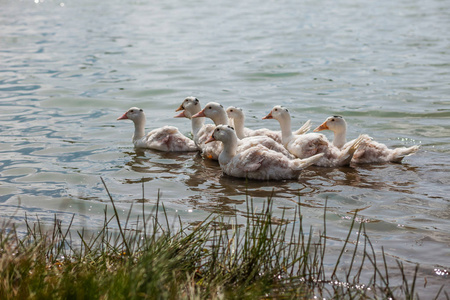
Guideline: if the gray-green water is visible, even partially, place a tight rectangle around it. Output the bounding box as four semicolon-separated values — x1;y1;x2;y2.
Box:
1;0;449;295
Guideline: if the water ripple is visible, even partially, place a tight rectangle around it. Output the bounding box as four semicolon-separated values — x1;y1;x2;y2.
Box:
0;0;449;295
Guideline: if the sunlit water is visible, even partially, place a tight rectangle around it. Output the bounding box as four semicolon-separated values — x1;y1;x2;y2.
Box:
1;0;449;295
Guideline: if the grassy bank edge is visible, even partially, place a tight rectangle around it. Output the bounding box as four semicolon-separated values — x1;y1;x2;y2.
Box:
0;179;446;299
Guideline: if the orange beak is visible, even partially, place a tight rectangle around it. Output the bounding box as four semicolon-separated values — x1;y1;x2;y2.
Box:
192;109;206;118
313;121;329;132
117;112;128;120
205;135;215;144
174;110;187;118
262;112;273;120
175;104;184;112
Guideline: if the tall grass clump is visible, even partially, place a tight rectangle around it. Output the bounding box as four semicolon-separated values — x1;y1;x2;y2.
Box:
0;179;446;299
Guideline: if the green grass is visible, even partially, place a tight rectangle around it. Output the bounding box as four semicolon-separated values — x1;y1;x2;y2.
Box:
0;179;447;299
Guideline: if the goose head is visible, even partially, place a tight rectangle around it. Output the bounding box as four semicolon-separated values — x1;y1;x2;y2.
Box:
174;96;201;118
191;102;228;125
314;115;346;134
205;125;235;144
226;106;244;120
117;107;146;124
117;107;146;141
262;105;290;121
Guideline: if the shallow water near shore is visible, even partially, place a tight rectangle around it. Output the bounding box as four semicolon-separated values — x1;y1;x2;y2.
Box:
1;0;449;296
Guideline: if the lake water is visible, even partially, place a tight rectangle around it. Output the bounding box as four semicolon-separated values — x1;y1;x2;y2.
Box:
1;0;449;296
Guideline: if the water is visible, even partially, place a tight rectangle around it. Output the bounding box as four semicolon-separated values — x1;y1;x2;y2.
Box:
1;0;449;295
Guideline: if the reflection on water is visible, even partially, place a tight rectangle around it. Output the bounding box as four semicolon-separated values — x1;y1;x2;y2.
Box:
117;147;441;229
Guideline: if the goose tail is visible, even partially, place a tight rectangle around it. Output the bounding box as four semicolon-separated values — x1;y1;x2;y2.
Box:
293;119;311;135
294;153;325;169
340;134;366;166
390;145;420;163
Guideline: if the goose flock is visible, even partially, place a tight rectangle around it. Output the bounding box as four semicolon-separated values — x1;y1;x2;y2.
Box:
117;97;420;181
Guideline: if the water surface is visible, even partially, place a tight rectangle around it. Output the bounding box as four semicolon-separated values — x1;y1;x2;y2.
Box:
1;0;449;295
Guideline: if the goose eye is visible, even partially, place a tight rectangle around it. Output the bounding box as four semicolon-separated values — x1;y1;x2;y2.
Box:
140;109;143;112
208;106;212;109
130;110;134;113
230;109;233;112
286;109;288;112
274;108;278;111
331;119;335;122
220;104;223;108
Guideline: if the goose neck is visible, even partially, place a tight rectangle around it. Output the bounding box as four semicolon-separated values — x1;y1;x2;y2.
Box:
132;117;146;142
278;115;294;146
231;117;246;139
212;112;229;126
191;116;205;140
333;125;347;148
219;134;238;165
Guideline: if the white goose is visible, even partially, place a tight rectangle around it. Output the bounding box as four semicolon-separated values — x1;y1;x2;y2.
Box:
263;106;364;167
226;106;311;143
206;125;324;180
175;97;222;160
191;101;230;126
314;115;420;163
192;102;296;159
117;107;198;152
